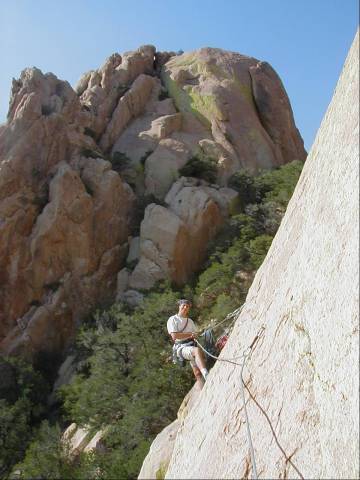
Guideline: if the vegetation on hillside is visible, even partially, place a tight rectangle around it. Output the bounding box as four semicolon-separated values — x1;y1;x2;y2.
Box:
1;160;303;479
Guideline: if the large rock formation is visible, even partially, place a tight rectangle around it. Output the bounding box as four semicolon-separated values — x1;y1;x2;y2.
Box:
0;43;305;357
163;31;359;479
0;60;138;357
162;48;306;181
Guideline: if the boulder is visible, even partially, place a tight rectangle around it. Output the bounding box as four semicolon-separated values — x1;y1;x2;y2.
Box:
138;420;180;480
129;180;238;290
145;113;182;140
126;237;140;264
162;47;306;179
62;423;107;456
144;139;190;199
116;268;130;297
119;289;144;307
1;42;306;359
78;46;156;139
100;74;157;152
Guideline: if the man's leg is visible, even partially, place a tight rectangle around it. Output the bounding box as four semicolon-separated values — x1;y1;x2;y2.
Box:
190;362;205;389
180;346;209;383
191;347;209;380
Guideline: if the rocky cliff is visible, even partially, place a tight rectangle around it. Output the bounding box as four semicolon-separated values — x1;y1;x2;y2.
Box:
162;30;359;479
0;45;305;358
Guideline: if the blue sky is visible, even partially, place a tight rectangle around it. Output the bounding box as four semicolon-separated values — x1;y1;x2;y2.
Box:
0;0;358;150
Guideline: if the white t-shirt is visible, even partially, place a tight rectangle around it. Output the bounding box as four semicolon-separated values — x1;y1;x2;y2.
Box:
167;314;196;341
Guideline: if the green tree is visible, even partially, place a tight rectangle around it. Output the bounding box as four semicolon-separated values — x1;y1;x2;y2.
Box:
248;234;274;269
0;357;49;478
60;289;193;478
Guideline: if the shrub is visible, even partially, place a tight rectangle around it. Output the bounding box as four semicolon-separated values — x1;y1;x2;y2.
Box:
41;105;52;116
111;151;131;173
248;234;274;269
60;290;193;477
179;155;217;183
80;148;103;159
13;421;97;479
228;169;258;208
83;127;97;139
158;90;169;101
255;160;304;207
140;150;153;165
0;358;49;478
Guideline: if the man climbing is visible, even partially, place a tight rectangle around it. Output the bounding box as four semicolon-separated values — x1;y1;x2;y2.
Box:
167;299;209;386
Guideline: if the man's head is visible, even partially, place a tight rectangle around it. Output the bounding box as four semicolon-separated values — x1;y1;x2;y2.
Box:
177;299;191;317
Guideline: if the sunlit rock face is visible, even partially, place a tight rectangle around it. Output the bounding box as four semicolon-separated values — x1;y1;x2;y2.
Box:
162;47;306;181
165;30;359;480
0;65;135;358
0;42;306;358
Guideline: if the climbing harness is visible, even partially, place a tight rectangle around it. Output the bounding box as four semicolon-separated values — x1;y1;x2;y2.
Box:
172;339;196;367
195;323;305;480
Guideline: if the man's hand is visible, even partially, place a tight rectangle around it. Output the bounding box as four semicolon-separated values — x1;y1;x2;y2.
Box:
191;332;199;340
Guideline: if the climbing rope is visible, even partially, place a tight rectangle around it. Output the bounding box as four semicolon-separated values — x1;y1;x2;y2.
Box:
200;304;245;335
195;325;305;480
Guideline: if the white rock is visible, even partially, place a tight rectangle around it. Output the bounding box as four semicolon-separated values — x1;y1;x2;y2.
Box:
120;289;144;307
146;113;182;140
144;139;190;199
116;268;129;297
126;237;140;264
83;429;107;453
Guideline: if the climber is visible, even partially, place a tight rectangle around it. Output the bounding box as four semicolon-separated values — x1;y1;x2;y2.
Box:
167;299;209;386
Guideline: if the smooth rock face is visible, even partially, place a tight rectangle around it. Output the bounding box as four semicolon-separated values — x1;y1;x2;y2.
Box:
165;31;359;479
162;47;306;179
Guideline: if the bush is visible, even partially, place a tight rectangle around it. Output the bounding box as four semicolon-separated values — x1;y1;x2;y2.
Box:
228;169;259;209
255;160;304;207
13;421;97;479
83;127;97;139
0;357;49;478
41;105;52;116
60;290;193;478
80;148;104;159
158;90;169;101
248;235;274;269
179;155;217;183
111;151;131;173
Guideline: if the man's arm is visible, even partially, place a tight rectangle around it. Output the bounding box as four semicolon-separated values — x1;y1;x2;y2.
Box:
170;331;198;341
